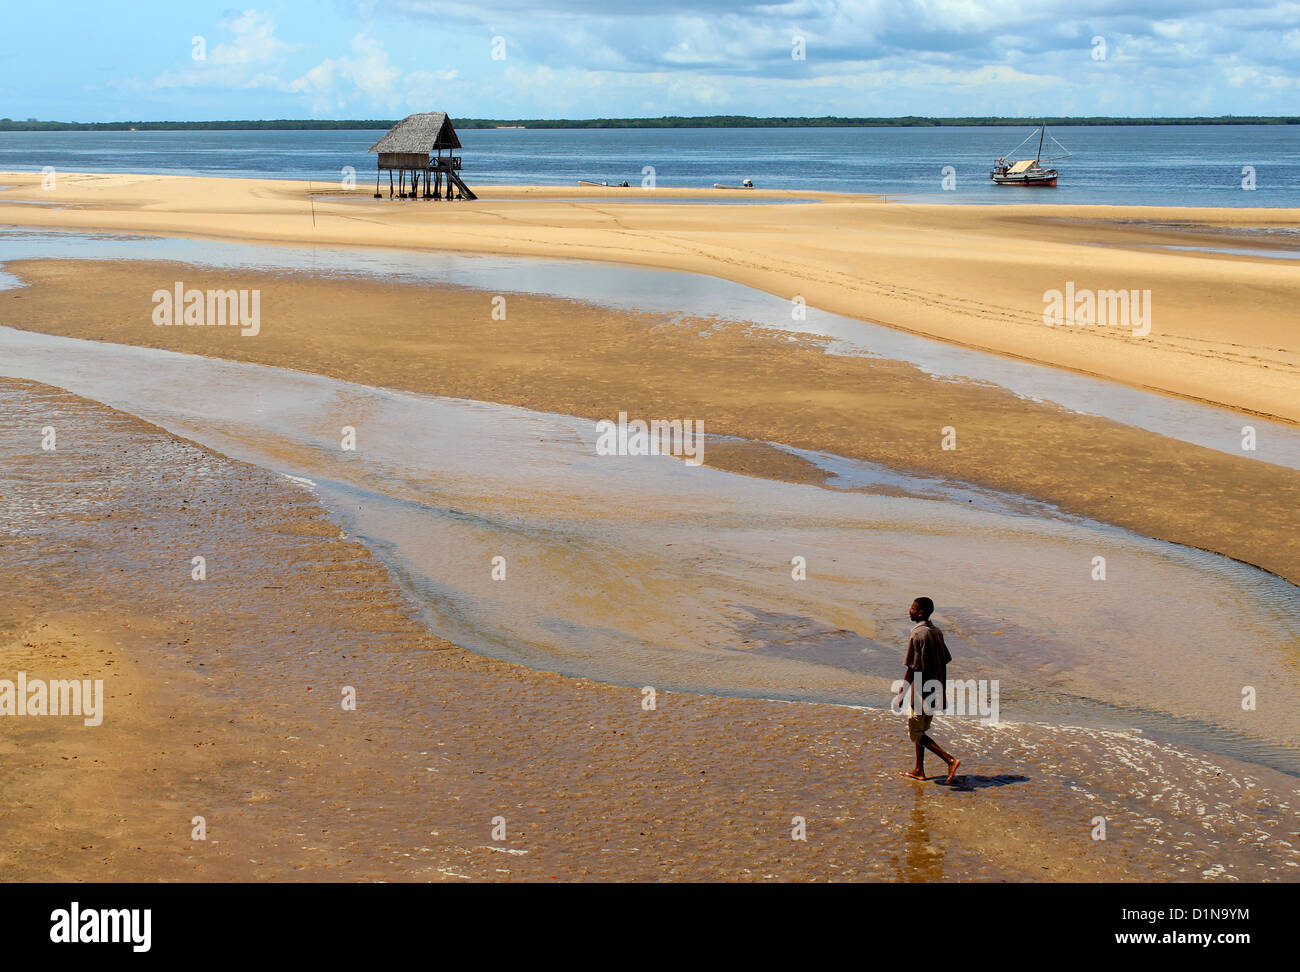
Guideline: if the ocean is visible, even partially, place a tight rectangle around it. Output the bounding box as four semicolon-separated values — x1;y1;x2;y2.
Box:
0;125;1297;206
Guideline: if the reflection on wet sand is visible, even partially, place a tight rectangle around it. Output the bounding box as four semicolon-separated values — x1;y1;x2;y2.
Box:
2;327;1298;780
3;378;1298;881
2;229;1299;465
899;790;944;882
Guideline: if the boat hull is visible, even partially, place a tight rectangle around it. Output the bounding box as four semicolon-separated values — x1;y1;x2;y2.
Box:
990;171;1058;187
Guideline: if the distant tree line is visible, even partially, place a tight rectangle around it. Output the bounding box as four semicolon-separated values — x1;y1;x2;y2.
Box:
458;115;1300;129
0;115;1296;132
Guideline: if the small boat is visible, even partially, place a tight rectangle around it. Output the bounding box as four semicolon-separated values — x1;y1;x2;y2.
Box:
578;180;631;188
990;124;1071;187
713;178;755;190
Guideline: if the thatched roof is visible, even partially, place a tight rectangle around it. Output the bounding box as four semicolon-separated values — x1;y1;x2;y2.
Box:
368;112;461;153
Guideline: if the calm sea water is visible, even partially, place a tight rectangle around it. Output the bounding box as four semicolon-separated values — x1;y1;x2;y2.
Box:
0;126;1297;206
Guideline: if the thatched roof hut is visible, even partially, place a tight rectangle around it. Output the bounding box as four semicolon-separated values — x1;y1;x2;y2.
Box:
368;112;461;155
368;112;474;200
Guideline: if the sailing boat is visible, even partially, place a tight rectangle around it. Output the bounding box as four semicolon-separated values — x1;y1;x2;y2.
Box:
990;123;1071;187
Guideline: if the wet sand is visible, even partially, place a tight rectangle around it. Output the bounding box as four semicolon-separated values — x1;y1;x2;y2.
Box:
3;378;1298;882
3;258;1298;590
3;328;1297;778
1;172;1297;883
1;172;1297;423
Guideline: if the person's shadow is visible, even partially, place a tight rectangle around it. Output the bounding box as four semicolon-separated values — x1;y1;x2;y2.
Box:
937;773;1029;793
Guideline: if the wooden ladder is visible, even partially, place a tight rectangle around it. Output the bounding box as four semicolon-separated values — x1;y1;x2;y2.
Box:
446;171;477;201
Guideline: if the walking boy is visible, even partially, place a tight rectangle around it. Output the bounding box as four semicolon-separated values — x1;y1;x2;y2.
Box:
895;596;962;784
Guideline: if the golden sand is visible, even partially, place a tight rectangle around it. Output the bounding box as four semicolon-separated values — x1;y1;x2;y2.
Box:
4;379;1297;881
4;259;1298;587
2;171;1297;422
2;172;1298;882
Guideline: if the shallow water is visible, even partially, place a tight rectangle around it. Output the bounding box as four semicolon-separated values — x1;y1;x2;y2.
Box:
1150;243;1300;259
3;327;1298;777
3;125;1299;206
1;228;1297;470
424;195;822;205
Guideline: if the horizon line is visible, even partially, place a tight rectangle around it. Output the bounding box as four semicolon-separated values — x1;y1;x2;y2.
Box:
3;114;1299;131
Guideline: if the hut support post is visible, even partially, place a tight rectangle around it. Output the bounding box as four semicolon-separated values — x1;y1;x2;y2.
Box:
370;113;475;203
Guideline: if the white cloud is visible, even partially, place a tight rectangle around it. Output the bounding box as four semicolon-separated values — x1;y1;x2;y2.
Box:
209;10;294;66
103;1;1300;117
121;8;296;92
291;35;460;113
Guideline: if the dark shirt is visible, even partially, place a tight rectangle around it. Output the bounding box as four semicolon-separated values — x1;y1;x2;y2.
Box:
905;620;951;714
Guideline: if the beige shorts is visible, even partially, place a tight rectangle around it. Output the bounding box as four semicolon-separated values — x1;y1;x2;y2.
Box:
907;713;933;743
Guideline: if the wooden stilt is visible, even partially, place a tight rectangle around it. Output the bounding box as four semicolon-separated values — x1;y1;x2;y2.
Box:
371;114;476;204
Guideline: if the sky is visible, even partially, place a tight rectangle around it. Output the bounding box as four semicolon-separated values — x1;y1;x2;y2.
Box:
2;1;1298;121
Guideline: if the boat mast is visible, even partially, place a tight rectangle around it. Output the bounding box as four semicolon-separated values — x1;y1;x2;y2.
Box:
1036;123;1046;163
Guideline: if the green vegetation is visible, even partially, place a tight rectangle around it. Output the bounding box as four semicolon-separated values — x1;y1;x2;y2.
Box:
460;115;1300;129
0;115;1296;132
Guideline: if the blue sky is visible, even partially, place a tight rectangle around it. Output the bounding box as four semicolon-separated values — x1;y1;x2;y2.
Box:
3;1;1298;120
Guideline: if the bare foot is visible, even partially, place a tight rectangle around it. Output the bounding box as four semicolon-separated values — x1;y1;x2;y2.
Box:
900;770;926;781
943;758;962;784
